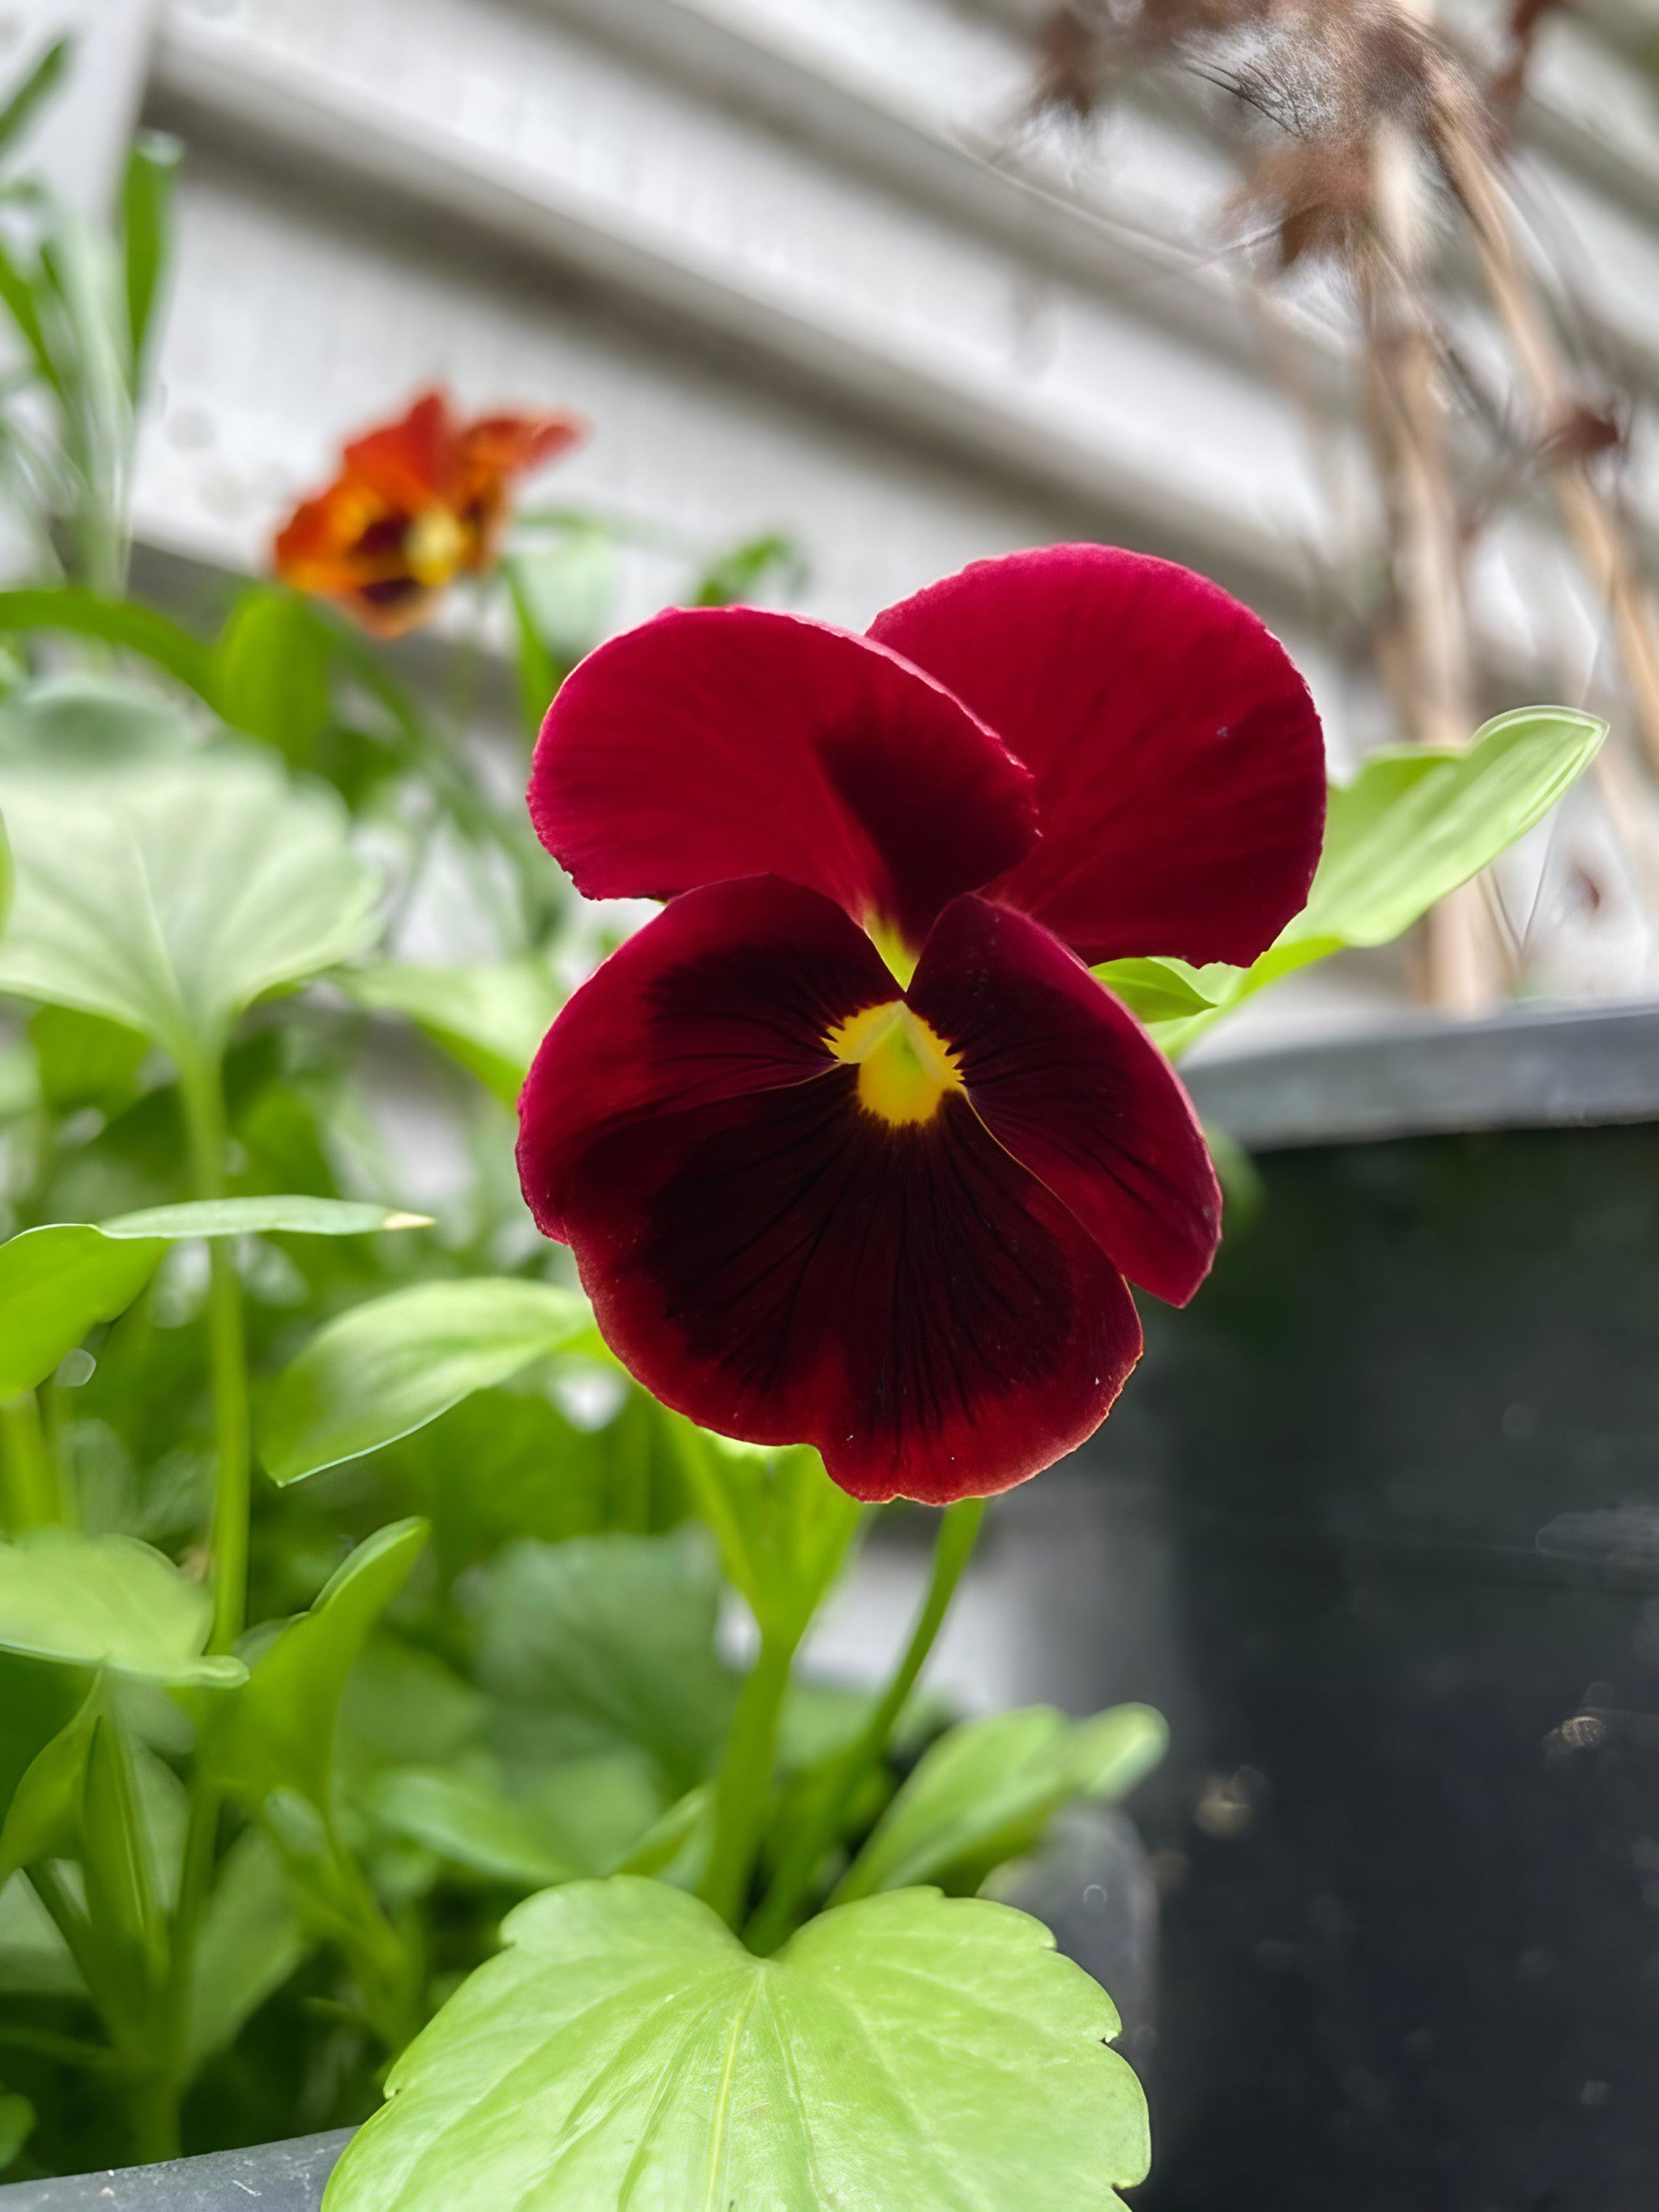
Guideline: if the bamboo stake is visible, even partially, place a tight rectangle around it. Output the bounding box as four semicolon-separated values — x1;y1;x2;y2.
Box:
1360;17;1508;1015
1438;111;1659;776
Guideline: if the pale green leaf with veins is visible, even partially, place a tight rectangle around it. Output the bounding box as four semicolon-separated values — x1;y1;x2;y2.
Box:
322;1878;1149;2212
0;749;378;1068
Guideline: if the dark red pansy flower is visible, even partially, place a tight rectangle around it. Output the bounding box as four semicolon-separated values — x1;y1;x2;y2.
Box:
273;388;583;637
518;546;1325;1503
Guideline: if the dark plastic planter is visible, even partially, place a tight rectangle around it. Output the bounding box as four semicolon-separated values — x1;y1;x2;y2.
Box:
1059;1003;1659;2212
6;1004;1657;2212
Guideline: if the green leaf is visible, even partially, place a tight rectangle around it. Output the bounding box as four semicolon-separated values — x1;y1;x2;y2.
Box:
364;1767;579;1890
1289;707;1605;952
0;1225;162;1396
475;1531;737;1796
0;1698;92;1889
837;1703;1167;1904
211;1519;429;1812
120;130;181;389
341;960;561;1106
0;1652;83;1831
692;529;806;607
28;1004;147;1113
0;1203;428;1396
504;532;616;730
262;1278;598;1485
0;37;70;167
185;1826;308;2073
0;752;379;1065
99;1196;430;1239
1145;705;1608;1055
669;1422;863;1640
1092;956;1221;1024
0;2083;32;2170
0;1529;244;1688
323;1879;1148;2212
213;587;334;765
0;673;199;771
0;592;215;697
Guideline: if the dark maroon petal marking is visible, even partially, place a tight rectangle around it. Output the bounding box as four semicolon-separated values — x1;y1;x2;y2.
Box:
910;897;1220;1306
517;875;894;1243
528;606;1037;949
868;544;1327;968
558;1079;1141;1504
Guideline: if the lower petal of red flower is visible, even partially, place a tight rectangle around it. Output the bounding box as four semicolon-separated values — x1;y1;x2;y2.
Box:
557;1076;1142;1504
911;896;1221;1305
518;876;896;1244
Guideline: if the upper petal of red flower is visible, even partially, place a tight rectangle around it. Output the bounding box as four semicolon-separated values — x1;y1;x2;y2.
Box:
527;607;1038;954
868;544;1327;968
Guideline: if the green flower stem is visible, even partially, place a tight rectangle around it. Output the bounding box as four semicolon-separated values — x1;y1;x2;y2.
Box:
746;1496;987;1955
698;1629;799;1932
177;1051;251;1652
159;1047;251;2143
0;1388;63;1530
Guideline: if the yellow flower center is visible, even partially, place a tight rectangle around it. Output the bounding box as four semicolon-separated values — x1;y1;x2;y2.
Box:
404;505;468;586
827;1000;962;1127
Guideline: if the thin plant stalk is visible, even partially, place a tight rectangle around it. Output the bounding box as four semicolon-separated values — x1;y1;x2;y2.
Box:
746;1497;987;1954
177;1050;250;1653
699;1631;799;1931
0;1388;63;1529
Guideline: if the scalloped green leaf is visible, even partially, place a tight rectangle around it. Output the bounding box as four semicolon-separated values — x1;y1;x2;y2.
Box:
0;1530;244;1688
0;750;378;1065
261;1279;599;1485
323;1879;1149;2212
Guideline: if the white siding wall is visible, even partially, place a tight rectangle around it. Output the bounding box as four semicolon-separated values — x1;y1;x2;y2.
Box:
64;0;1659;1031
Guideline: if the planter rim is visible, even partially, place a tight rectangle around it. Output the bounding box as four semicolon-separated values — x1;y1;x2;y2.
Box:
1184;1000;1659;1151
0;2130;352;2211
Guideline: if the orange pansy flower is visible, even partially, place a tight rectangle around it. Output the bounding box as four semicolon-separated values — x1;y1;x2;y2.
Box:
273;388;585;636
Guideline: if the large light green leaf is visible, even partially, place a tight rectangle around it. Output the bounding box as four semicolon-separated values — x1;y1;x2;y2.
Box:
325;1879;1148;2212
0;1529;244;1688
341;960;562;1106
0;673;198;772
0;1201;428;1396
261;1278;599;1485
837;1703;1167;1904
0;750;379;1066
211;1519;429;1813
474;1531;736;1796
